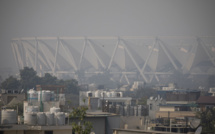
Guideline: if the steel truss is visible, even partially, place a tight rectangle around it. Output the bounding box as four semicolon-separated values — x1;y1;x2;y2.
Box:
11;36;215;84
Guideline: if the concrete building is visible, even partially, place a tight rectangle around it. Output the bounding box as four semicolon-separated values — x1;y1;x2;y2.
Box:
0;89;26;106
68;111;120;134
157;89;200;104
196;96;215;111
147;96;166;119
0;125;73;134
147;90;201;120
80;90;132;110
113;128;187;134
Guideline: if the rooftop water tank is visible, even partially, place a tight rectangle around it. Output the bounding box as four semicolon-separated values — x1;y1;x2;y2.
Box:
1;110;17;124
26;106;39;113
59;94;65;101
95;90;101;98
100;91;106;97
28;89;38;102
37;112;46;125
50;91;55;101
38;90;52;102
111;91;116;97
24;112;37;125
46;112;54;126
55;112;65;125
50;107;60;113
106;92;112;97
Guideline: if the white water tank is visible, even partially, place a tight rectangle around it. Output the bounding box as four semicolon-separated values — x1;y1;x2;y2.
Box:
111;91;117;97
46;112;54;126
50;91;55;101
24;112;37;125
59;94;65;101
38;90;52;102
37;112;46;125
28;89;38;102
50;107;60;113
120;92;123;97
26;106;39;113
55;112;65;125
1;110;17;124
95;90;101;97
100;91;106;97
106;92;112;97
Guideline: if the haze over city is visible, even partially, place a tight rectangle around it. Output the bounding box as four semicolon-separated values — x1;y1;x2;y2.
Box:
1;0;215;78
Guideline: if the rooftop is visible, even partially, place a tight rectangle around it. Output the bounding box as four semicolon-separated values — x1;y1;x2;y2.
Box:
197;96;215;104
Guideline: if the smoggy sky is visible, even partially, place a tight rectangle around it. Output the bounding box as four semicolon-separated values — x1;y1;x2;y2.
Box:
0;0;215;75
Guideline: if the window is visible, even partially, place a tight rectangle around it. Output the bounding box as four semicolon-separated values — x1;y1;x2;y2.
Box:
150;104;152;110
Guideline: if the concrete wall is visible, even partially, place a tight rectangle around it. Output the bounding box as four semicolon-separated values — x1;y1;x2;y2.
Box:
53;130;72;134
24;131;43;134
159;107;175;112
1;130;72;134
70;116;105;134
120;116;145;130
3;131;24;134
107;116;121;134
147;97;166;119
156;111;196;118
1;94;25;105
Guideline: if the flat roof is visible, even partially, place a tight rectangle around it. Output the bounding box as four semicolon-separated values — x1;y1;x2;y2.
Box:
0;125;73;131
113;128;186;134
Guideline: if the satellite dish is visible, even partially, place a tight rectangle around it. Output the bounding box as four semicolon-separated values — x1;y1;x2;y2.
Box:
190;118;201;129
195;126;202;134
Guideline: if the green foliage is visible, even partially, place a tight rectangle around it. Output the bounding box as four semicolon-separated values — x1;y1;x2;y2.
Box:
70;107;93;134
1;67;80;94
196;108;215;133
1;76;20;89
64;79;80;94
20;67;39;90
40;73;58;85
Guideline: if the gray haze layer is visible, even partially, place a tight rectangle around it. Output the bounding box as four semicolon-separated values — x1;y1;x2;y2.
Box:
1;0;215;78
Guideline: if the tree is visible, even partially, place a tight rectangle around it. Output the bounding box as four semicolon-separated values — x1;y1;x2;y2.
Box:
196;108;215;133
20;67;39;90
40;73;57;85
64;79;80;94
70;106;93;134
1;76;20;89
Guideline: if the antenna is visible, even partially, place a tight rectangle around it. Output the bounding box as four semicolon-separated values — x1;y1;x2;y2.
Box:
195;126;202;134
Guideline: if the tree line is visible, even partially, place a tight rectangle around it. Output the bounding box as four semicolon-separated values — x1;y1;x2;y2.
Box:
0;67;80;94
